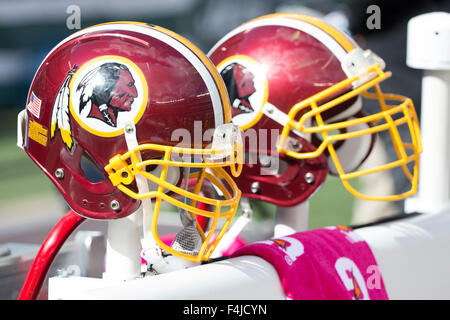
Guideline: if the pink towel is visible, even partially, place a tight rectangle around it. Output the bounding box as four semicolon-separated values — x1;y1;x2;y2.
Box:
231;226;389;300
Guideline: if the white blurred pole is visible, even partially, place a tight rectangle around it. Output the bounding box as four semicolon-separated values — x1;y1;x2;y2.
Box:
49;255;286;300
274;201;309;237
405;12;450;214
355;209;450;299
103;209;142;281
416;70;450;212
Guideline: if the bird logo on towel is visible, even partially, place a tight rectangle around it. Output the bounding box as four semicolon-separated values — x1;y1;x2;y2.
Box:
258;236;304;265
350;268;362;300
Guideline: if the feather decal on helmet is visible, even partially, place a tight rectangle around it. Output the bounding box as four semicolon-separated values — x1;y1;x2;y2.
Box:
76;66;100;114
50;65;78;151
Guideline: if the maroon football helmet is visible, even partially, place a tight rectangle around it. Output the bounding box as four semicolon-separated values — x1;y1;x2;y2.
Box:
208;13;421;204
17;22;243;262
208;14;331;207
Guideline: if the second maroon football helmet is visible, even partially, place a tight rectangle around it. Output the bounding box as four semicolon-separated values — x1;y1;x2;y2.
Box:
208;13;421;204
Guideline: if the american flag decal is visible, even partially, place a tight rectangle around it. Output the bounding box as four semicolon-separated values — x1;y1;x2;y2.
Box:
28;92;42;118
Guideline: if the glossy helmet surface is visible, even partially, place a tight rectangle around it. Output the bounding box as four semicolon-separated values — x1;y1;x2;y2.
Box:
18;22;243;262
209;13;422;202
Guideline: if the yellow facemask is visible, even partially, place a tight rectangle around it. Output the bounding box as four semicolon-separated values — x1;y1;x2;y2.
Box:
278;60;422;201
105;123;243;262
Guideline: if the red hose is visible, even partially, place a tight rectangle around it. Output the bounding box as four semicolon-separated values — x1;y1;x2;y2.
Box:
17;210;86;300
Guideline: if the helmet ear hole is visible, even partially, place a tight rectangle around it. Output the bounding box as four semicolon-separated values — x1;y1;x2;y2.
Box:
80;154;105;183
144;161;181;193
145;163;159;173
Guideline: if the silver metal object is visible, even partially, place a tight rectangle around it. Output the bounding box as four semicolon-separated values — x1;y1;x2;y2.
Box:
240;197;253;219
304;172;315;184
125;124;134;134
250;181;260;194
283;136;302;152
290;139;300;150
110;200;121;211
55;168;64;179
0;246;10;257
74;231;106;278
56;268;70;278
259;154;271;167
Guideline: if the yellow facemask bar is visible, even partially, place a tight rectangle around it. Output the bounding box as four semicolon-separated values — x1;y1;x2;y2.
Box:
105;128;243;262
278;64;422;201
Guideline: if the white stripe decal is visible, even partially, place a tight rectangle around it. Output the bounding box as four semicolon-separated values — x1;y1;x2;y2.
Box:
262;102;307;139
29;23;224;127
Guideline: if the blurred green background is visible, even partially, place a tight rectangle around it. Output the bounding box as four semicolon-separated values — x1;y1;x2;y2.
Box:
0;130;355;229
1;0;447;243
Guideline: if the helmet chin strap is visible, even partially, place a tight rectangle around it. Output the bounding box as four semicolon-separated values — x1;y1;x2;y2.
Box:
262;102;308;140
123;121;198;274
180;167;194;225
17;109;27;150
123;121;168;272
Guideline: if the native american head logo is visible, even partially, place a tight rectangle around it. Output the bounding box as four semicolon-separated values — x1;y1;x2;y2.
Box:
217;55;268;130
50;56;148;151
221;62;257;116
76;62;137;127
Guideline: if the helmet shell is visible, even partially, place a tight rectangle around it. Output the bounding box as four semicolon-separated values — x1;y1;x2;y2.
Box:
24;22;230;219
